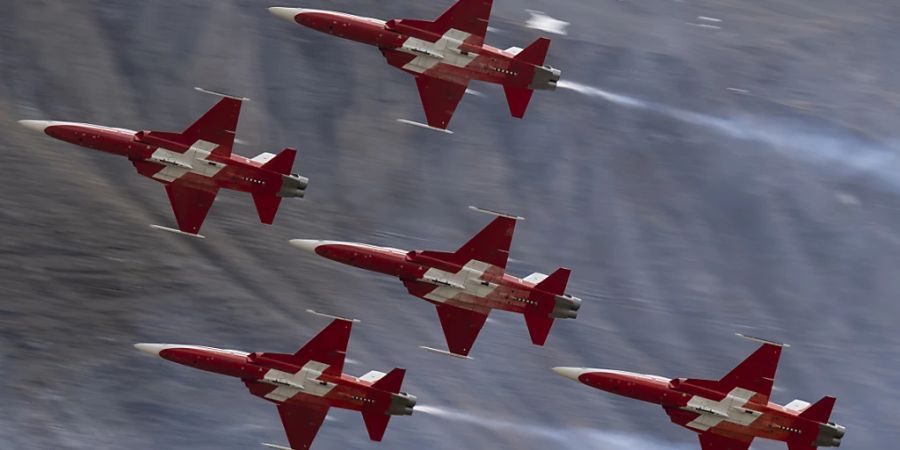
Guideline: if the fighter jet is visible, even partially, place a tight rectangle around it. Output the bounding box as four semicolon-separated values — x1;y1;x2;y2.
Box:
135;315;416;450
269;0;561;132
19;88;309;237
289;207;581;357
553;335;845;450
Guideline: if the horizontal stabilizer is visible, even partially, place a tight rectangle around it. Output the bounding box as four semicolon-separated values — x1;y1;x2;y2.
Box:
252;192;283;225
523;272;549;284
524;313;554;346
251;152;277;164
359;371;388;383
361;410;391;442
784;399;812;412
503;85;535;119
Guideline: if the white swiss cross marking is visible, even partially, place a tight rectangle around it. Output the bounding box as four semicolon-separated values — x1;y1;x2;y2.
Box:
401;29;477;73
150;140;225;182
683;388;763;431
421;260;497;303
262;361;336;402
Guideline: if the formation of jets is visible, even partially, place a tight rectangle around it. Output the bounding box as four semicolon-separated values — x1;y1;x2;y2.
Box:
16;0;846;449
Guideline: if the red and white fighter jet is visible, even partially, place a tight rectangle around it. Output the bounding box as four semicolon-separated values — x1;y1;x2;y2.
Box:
269;0;561;132
553;335;846;450
135;315;416;450
289;207;581;357
19;88;309;237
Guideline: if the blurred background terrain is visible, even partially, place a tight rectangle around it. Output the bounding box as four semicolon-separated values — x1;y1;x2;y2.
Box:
2;1;899;449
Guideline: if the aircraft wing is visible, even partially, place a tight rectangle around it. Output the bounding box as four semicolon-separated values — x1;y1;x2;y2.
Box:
698;432;753;450
664;407;753;450
276;402;330;450
434;303;490;357
164;182;218;235
414;75;468;130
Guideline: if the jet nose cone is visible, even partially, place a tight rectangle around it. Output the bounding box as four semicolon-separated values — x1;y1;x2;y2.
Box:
134;343;172;357
268;7;304;22
290;239;324;254
18;120;54;133
552;367;588;382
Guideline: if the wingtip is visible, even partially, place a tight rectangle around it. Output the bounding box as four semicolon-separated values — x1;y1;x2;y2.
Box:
736;333;790;347
468;206;524;220
419;346;472;360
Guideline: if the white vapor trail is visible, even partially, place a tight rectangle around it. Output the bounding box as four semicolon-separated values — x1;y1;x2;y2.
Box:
558;80;900;190
417;405;691;450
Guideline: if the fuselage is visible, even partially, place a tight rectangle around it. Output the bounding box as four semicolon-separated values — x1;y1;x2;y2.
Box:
270;8;559;90
21;120;308;198
291;240;580;317
553;368;845;447
135;344;401;413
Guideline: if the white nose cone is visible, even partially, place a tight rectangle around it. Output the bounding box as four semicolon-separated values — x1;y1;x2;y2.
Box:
18;120;54;133
268;7;304;22
552;367;588;381
134;343;175;357
289;239;323;254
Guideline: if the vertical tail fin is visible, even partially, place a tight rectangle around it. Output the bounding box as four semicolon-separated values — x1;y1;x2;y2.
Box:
788;397;842;450
371;368;406;394
534;267;570;295
361;369;407;442
799;396;836;423
260;148;297;175
514;37;551;66
503;37;552;118
252;148;298;224
523;268;571;346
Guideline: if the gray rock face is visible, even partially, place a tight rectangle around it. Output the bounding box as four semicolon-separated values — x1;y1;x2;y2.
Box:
1;1;898;449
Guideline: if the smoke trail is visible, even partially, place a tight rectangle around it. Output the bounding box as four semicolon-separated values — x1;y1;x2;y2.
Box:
417;405;691;450
558;80;900;190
